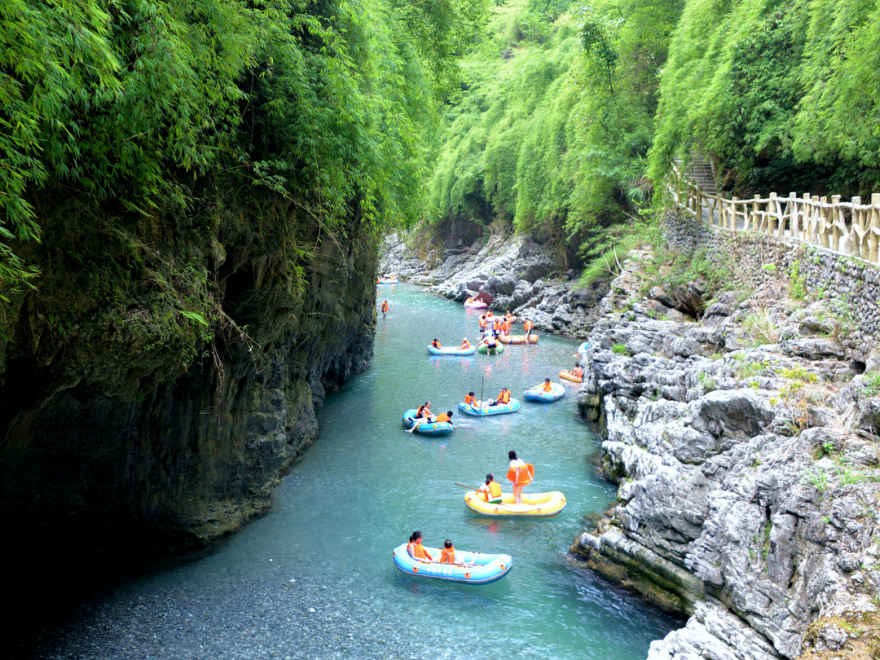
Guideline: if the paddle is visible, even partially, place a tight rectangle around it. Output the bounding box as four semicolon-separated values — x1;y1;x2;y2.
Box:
454;482;478;490
479;376;484;410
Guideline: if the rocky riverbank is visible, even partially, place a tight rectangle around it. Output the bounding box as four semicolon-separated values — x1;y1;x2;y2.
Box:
571;231;880;659
380;229;608;339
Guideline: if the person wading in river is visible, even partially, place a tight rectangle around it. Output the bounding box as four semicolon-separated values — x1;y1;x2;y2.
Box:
381;300;389;318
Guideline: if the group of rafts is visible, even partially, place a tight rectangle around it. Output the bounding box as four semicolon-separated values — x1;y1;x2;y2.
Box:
396;302;588;585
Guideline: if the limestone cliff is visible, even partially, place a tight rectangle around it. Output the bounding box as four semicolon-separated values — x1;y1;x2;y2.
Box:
572;215;880;659
380;225;608;339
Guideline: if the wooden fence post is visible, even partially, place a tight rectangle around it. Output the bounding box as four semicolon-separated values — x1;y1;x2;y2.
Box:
851;196;863;258
767;193;777;236
789;192;799;240
819;196;829;248
751;195;760;232
831;195;842;252
871;193;880;264
802;193;812;245
730;197;738;230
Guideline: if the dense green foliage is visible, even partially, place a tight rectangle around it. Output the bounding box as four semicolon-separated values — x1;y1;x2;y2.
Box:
427;0;682;242
650;0;880;196
0;0;485;314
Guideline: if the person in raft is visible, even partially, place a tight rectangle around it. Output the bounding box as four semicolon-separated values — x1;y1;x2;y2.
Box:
435;410;454;424
459;337;471;349
488;388;510;407
507;450;534;504
381;300;389;318
573;363;584;379
543;378;553;392
464;391;478;408
407;531;433;562
406;401;434;433
439;539;456;564
431;338;442;349
477;473;503;503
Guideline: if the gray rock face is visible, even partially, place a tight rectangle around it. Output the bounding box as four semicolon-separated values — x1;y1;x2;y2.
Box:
573;248;880;660
380;229;610;338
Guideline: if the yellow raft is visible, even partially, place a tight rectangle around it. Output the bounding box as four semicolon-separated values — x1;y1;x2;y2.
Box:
559;370;583;383
464;491;566;517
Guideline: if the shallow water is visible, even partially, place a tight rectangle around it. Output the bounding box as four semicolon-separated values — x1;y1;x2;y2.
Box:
40;285;679;659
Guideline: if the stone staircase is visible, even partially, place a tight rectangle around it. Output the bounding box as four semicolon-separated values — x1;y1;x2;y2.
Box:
675;155;717;194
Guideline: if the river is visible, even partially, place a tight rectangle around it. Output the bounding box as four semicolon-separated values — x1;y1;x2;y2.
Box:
35;285;679;659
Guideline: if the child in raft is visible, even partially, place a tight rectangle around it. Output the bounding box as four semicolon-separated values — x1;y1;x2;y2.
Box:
542;378;553;392
439;540;455;564
477;473;503;504
459;337;471;349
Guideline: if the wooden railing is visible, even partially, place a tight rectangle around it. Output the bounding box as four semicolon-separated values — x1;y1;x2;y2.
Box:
670;165;880;263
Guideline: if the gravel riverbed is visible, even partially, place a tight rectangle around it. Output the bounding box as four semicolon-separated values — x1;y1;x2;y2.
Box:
32;565;475;660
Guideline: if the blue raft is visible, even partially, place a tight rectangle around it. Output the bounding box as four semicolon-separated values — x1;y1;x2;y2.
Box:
427;345;477;356
402;409;454;435
392;544;513;584
523;382;565;402
457;399;520;416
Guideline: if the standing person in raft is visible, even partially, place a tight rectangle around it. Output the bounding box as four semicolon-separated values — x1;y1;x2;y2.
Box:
507;450;534;504
381;300;389;318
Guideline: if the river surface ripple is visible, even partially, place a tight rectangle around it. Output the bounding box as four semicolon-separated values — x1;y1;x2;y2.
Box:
36;285;680;659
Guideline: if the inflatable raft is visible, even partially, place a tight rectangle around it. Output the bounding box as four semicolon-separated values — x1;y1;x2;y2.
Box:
523;382;565;402
392;544;513;584
401;410;454;435
458;399;520;416
497;334;539;344
464;298;488;309
577;341;589;354
377;277;398;284
477;343;504;355
559;370;583;383
428;345;476;356
464;491;567;517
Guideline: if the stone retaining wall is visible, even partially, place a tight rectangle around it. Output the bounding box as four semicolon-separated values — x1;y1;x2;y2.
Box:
664;211;880;359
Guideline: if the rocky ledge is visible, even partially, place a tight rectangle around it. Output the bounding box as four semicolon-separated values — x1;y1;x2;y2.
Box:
572;249;880;659
380;230;608;339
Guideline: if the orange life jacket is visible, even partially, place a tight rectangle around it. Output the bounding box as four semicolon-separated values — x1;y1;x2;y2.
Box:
464;395;476;406
479;317;487;329
408;541;432;561
477;481;503;502
524;320;533;332
502;321;510;334
436;413;450;423
460;341;470;349
506;462;534;486
381;302;389;312
416;405;429;418
498;391;510;404
432;340;441;348
439;547;455;564
543;382;552;392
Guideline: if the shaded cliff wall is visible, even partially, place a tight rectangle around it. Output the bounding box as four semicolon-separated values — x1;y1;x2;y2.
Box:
0;195;377;564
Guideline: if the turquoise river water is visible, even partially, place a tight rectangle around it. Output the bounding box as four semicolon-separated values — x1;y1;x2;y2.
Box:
39;285;680;659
